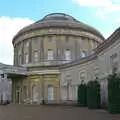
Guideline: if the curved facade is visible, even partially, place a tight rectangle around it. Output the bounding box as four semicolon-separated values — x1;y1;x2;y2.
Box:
0;26;120;106
1;13;120;106
10;13;107;104
13;13;104;67
60;27;120;104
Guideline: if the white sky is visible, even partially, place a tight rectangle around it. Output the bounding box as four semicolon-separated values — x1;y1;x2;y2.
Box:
0;17;34;65
1;0;120;65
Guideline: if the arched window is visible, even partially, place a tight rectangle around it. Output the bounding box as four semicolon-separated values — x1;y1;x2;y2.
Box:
79;72;85;82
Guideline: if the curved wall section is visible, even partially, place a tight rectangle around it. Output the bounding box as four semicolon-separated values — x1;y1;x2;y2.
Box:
13;13;104;67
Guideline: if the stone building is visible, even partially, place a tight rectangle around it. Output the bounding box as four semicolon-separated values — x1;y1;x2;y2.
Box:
11;13;104;104
0;13;119;105
60;28;120;105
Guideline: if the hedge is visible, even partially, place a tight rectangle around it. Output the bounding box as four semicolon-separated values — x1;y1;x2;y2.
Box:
77;83;87;106
87;80;101;109
108;73;120;113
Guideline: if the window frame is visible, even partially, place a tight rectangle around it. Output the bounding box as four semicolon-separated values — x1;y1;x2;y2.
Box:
65;49;71;61
48;49;54;60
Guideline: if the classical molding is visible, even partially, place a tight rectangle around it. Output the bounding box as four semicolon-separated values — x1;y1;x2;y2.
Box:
28;69;60;75
13;29;102;45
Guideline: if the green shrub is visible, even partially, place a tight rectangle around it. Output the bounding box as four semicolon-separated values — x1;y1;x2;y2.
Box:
108;73;120;113
77;83;87;106
87;80;100;109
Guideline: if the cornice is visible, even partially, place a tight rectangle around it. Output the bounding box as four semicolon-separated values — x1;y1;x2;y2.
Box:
13;28;103;46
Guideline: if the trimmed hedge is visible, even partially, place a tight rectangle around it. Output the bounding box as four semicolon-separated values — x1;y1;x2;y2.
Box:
108;73;120;113
87;80;101;109
77;83;87;106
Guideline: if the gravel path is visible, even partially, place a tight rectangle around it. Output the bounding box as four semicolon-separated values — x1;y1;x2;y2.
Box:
0;104;120;120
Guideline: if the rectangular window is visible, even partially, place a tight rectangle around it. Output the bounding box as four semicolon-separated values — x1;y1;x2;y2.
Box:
23;86;27;100
79;72;85;81
110;53;118;73
48;36;52;42
57;48;60;56
19;55;22;65
65;36;69;42
18;49;22;65
94;67;99;78
34;51;39;62
90;41;94;49
48;49;54;60
25;53;29;64
26;41;29;48
65;49;71;61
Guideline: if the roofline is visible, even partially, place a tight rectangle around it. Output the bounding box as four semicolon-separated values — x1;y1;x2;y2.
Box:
12;13;105;45
12;26;104;45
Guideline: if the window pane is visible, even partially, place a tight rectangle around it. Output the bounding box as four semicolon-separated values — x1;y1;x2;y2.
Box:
48;50;53;60
34;51;39;62
26;41;29;48
25;53;28;64
65;50;71;60
19;55;22;65
110;53;118;73
48;36;52;42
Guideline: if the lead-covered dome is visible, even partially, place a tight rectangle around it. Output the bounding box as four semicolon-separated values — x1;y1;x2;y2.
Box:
12;13;104;44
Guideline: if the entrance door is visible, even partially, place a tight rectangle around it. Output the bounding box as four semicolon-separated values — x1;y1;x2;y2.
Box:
16;91;20;104
32;85;39;102
47;86;54;101
61;86;67;100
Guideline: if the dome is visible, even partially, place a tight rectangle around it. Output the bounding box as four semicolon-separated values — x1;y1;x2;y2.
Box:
12;13;104;44
43;13;77;21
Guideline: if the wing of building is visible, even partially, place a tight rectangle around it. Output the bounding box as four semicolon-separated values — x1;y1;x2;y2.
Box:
0;13;119;105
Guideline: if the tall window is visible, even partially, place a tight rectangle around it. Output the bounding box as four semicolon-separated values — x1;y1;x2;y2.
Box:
94;67;99;78
18;49;22;64
79;72;85;83
19;55;22;65
110;53;118;73
90;41;94;49
48;36;53;42
81;51;86;58
25;53;29;64
48;49;54;60
65;36;69;42
57;48;60;57
23;86;27;100
26;41;29;48
65;49;71;61
47;85;54;100
34;51;39;62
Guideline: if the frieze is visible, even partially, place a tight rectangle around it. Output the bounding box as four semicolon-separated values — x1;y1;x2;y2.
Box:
13;29;102;45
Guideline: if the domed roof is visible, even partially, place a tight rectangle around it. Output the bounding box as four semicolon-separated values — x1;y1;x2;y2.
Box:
13;13;104;43
43;13;77;21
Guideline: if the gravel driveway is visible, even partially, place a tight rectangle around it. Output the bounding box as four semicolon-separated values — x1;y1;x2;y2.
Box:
0;104;120;120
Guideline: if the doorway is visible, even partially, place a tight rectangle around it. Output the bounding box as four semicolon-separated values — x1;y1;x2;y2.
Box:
16;90;20;104
32;85;39;103
47;86;54;101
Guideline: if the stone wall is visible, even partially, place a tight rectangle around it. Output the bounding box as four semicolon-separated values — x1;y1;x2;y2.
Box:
13;28;102;66
60;31;120;102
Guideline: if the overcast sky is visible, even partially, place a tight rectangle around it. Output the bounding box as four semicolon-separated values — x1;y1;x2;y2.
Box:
0;0;120;65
